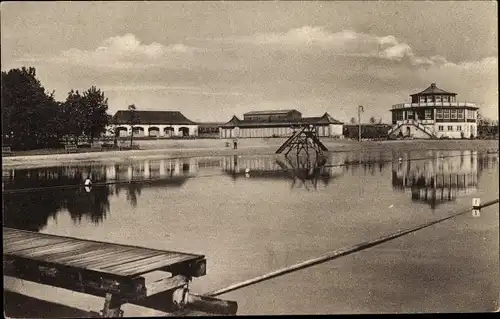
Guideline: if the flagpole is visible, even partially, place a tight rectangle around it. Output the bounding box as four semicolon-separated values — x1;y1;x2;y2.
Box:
358;105;364;142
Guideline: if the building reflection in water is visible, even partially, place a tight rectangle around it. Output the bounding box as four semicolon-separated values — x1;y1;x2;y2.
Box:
2;157;222;231
392;150;480;209
220;152;347;190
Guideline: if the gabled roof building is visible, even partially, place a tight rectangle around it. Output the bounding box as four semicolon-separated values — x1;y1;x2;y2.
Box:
220;109;344;138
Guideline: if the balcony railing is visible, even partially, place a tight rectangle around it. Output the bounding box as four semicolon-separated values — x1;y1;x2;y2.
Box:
392;102;476;109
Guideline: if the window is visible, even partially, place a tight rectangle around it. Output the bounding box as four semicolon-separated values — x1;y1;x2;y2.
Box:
426;96;433;103
442;96;449;102
457;125;462;131
438;125;444;131
396;112;403;121
443;109;450;119
425;109;432;119
436;109;443;119
457;109;464;119
435;96;442;102
451;109;457;119
419;96;425;103
448;126;453;131
407;110;414;119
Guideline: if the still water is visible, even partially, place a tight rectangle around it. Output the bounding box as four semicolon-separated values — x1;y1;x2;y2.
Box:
3;149;499;315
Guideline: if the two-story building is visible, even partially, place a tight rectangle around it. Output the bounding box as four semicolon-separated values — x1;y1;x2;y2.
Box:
219;109;344;139
388;83;479;139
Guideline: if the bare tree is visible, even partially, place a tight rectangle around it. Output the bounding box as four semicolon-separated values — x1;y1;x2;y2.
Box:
350;117;356;124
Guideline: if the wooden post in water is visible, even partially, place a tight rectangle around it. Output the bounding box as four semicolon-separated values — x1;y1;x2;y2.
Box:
101;293;123;317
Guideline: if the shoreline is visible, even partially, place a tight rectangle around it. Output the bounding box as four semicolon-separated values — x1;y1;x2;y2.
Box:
2;139;498;170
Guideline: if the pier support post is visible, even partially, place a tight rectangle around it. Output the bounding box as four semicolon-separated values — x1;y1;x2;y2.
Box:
101;293;124;317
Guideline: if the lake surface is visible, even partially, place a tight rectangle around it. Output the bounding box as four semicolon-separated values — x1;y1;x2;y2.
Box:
3;148;499;315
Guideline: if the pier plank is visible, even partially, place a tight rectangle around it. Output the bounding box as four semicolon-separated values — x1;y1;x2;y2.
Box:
83;250;166;269
54;246;137;266
105;254;194;276
12;242;92;258
45;244;129;263
3;227;204;278
3;238;73;254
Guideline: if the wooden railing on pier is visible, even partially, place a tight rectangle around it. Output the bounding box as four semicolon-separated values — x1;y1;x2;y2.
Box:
3;227;237;317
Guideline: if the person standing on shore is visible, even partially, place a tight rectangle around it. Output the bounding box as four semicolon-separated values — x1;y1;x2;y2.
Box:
233;139;238;150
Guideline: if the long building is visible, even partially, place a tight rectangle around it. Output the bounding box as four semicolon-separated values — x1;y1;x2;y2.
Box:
108;110;199;137
219;109;344;138
388;83;479;139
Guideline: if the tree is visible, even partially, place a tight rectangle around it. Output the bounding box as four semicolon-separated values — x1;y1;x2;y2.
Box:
369;116;377;124
82;86;111;144
62;90;86;145
1;67;63;150
127;104;140;147
350;117;356;124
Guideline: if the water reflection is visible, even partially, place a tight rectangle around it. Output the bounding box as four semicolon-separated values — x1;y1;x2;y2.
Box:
220;153;346;190
391;150;483;209
2;151;497;232
2;158;219;231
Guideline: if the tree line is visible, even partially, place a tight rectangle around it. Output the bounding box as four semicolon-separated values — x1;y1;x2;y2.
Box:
2;67;111;150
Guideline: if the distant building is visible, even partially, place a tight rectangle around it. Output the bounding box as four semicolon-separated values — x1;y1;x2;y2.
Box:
343;124;392;139
108;110;198;137
388;83;479;139
197;122;223;137
219;109;344;138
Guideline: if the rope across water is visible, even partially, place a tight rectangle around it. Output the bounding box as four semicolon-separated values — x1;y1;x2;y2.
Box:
205;199;499;297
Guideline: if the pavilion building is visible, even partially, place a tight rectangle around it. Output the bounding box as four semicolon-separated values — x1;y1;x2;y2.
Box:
219;109;344;139
388;83;479;139
108;110;198;137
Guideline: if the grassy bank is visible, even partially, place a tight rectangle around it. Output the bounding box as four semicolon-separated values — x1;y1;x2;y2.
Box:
2;139;498;170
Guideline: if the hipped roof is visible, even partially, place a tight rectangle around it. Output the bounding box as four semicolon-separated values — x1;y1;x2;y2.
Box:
112;110;196;125
410;83;456;96
243;109;301;116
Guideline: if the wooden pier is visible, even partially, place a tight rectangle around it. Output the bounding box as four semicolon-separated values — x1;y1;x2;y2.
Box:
3;227;237;317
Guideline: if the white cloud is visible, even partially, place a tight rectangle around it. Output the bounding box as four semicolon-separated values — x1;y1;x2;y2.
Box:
233;26;460;67
49;33;202;69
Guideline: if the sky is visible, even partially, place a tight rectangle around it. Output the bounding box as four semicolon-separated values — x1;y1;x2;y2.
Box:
1;1;498;123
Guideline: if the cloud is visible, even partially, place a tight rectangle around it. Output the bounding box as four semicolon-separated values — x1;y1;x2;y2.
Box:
232;26;458;67
46;33;203;69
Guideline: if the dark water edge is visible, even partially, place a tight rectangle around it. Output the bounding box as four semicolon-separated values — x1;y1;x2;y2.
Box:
4;292;98;318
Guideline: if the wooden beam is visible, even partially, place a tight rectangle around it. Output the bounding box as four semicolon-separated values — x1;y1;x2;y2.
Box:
136;271;189;298
3;257;141;300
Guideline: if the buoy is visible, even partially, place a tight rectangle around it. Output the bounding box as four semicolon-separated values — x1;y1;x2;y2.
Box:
245;168;250;173
398;157;402;162
84;178;92;186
